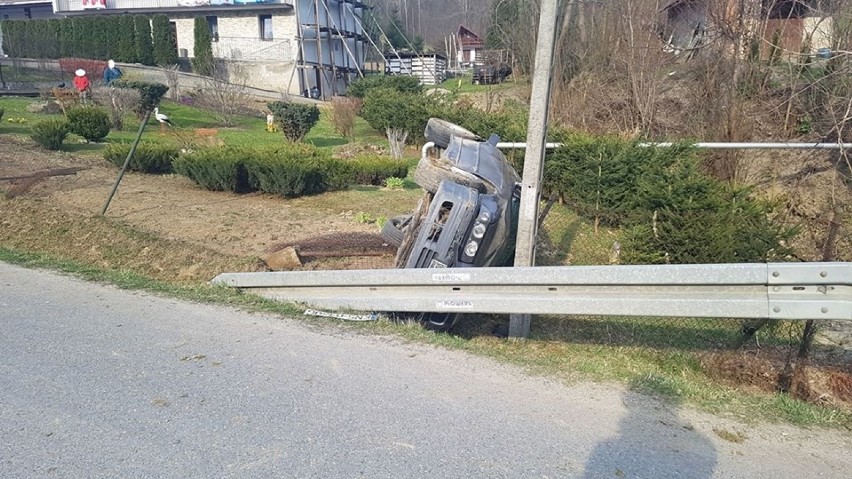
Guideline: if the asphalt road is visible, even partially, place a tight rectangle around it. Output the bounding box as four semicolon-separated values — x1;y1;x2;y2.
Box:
1;262;850;478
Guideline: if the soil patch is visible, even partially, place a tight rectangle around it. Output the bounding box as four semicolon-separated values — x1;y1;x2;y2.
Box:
0;135;420;277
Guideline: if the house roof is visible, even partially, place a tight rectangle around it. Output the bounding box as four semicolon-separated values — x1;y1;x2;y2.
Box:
457;25;484;49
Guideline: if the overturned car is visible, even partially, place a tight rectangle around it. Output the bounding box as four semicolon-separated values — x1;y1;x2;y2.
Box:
381;119;522;330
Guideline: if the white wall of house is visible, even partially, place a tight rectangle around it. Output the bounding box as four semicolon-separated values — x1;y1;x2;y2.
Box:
171;10;300;94
803;17;833;53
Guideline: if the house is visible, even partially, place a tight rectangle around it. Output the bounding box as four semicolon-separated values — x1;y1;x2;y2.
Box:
45;0;365;97
385;51;446;85
455;24;482;68
660;0;834;60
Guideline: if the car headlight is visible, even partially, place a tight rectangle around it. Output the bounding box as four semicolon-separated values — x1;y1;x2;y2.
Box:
472;223;487;239
464;240;479;257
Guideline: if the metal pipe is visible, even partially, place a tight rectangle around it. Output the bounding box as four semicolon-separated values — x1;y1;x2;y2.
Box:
495;142;852;150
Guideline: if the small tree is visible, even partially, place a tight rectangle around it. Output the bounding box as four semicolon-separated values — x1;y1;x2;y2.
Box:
192;17;214;76
329;97;361;138
267;101;321;142
196;63;251;126
152;14;178;67
134;16;154;66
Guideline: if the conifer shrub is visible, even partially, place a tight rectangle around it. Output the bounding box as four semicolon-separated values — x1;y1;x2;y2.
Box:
173;147;252;192
174;145;355;197
347;75;423;98
103;143;179;174
267;101;321;142
30;118;70;150
348;155;409;186
192;17;214;76
152;14;178;67
543;134;794;264
134;16;155;66
67;106;111;142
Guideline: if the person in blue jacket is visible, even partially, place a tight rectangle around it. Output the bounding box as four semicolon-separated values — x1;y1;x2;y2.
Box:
103;60;123;86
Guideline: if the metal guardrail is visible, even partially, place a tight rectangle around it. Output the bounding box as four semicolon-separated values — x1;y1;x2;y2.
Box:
212;263;852;321
495;142;852;150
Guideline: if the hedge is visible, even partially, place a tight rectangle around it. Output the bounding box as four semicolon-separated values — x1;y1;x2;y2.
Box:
103;143;179;174
1;16;151;63
174;146;402;197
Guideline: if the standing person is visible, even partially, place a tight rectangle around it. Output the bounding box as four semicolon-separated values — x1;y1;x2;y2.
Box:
103;60;122;86
73;69;90;103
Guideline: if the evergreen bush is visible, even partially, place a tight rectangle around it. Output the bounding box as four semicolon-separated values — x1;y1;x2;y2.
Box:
103;143;179;174
67;106;111;142
174;145;354;197
360;88;430;142
192;17;214;76
114;16;138;63
30;118;70;151
152;14;178;67
134;16;154;66
267;101;321;142
347;75;423;98
173;148;252;192
349;156;409;185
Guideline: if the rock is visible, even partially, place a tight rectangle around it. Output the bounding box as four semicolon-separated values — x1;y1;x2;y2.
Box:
261;247;302;271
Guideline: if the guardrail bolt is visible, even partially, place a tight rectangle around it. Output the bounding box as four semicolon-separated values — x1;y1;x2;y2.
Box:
820;271;827;277
821;307;828;314
773;306;781;313
772;271;780;277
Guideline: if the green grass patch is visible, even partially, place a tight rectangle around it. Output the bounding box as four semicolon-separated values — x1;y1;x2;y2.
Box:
437;74;525;94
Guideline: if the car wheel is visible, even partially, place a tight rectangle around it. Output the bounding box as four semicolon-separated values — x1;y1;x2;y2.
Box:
413;155;485;194
424;118;481;148
419;312;460;332
380;214;411;248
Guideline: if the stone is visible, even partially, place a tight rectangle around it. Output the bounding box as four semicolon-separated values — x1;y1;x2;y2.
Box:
261;247;302;271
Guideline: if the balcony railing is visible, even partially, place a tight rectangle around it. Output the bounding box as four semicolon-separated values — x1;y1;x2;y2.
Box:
55;0;289;13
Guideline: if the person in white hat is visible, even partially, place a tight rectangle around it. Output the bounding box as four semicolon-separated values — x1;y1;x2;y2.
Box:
73;68;90;103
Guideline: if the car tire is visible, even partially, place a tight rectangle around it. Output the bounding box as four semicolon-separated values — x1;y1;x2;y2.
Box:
424;118;480;148
420;312;460;332
413;155;485;194
380;214;411;248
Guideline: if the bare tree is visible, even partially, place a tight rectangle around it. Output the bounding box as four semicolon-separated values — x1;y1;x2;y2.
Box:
195;62;253;127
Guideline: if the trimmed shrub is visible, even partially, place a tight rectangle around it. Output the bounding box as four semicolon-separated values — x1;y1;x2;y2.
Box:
30;118;70;150
360;87;430;142
152;14;178;67
134;16;154;66
103;143;179;174
349;156;409;185
192;17;214;76
115;80;169;116
267;101;321;142
347;75;423;98
67;106;111;142
114;16;138;63
175;145;354;197
173;148;252;192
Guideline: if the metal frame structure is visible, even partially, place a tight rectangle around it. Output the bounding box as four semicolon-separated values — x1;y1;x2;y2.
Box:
212;263;851;322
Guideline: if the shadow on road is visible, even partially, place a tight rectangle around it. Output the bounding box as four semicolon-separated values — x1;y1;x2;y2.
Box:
583;380;717;478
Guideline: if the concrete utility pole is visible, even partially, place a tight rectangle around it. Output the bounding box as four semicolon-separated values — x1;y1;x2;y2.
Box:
509;0;561;339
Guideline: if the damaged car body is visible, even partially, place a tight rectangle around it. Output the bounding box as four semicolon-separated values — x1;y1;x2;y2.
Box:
382;119;522;330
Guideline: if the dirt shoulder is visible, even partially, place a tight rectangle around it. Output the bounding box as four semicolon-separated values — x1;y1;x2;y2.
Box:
0;135;422;282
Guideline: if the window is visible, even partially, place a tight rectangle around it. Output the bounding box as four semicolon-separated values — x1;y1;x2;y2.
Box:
206;16;219;42
259;15;273;41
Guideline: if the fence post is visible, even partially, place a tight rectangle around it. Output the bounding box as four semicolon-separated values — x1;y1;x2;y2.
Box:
101;110;151;216
510;0;561;339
